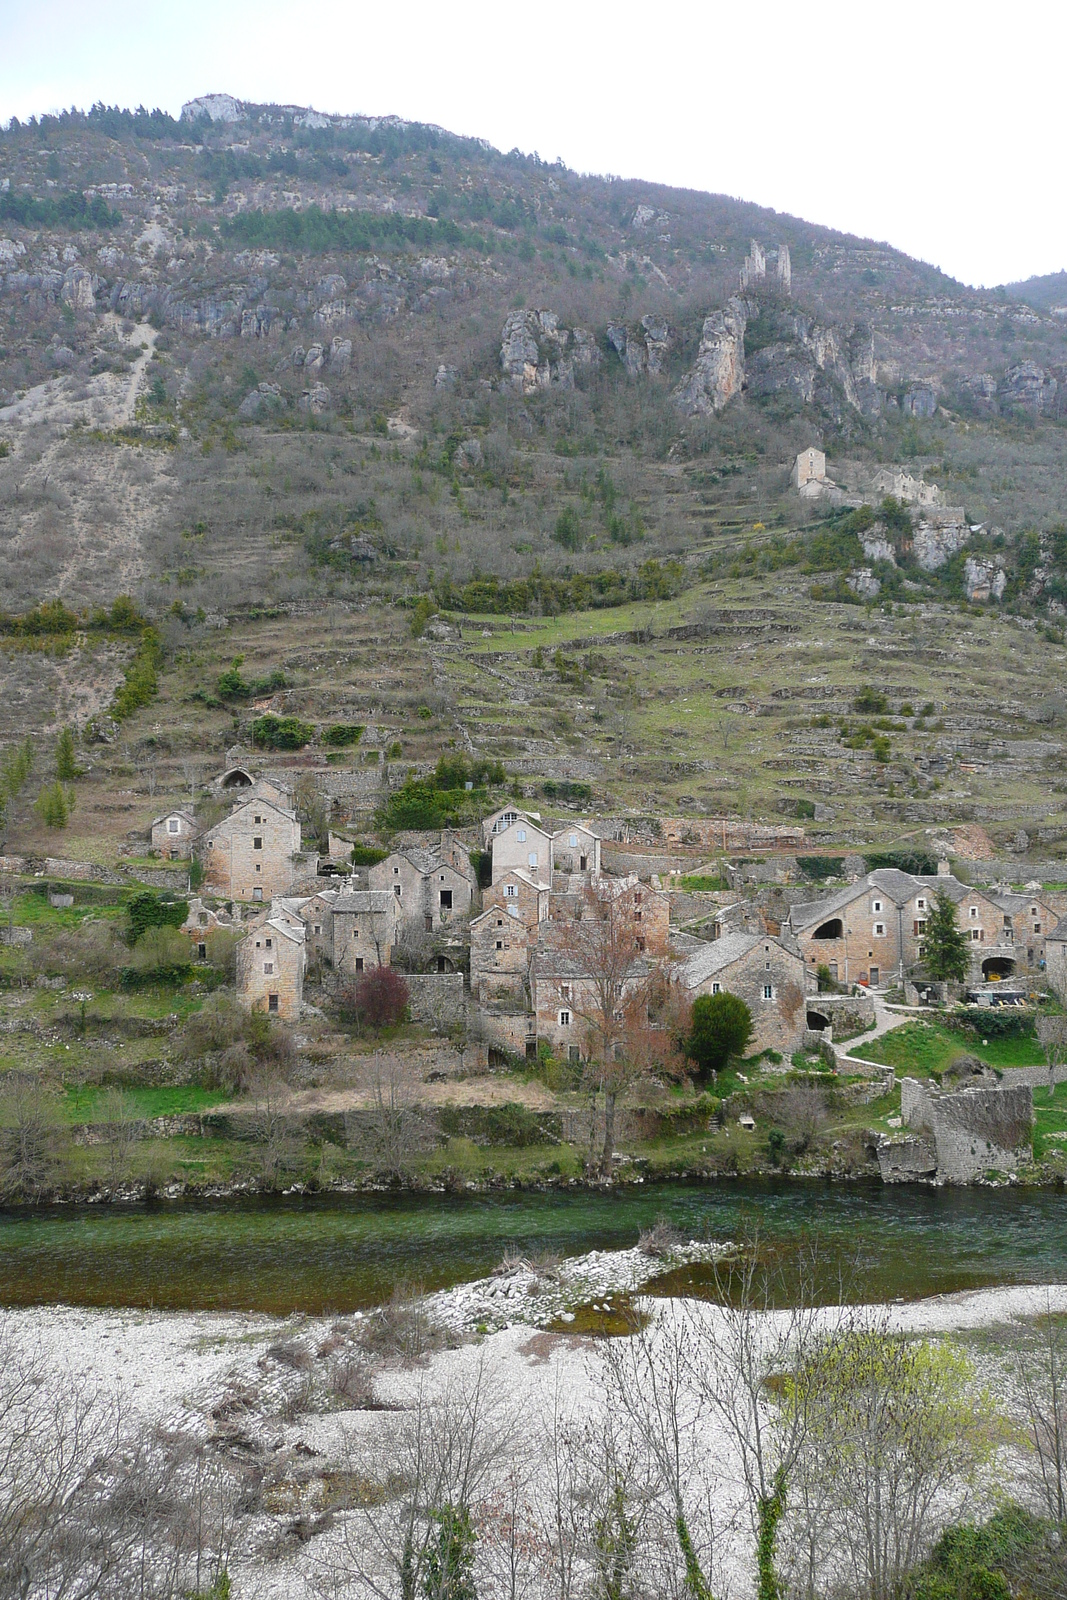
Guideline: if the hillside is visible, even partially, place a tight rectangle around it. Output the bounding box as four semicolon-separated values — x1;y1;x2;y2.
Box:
2;93;1067;857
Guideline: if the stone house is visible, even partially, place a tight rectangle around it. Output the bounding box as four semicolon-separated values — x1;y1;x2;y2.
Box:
481;805;542;848
470;904;537;1007
871;467;942;507
673;931;807;1055
236;907;305;1020
989;889;1057;972
180;896;234;960
151;809;199;860
271;889;338;967
483;867;550;928
329;888;400;976
791;447;826;491
490;816;552;887
200;795;303;903
529;949;652;1063
789;869;1015;988
550;823;601;878
1046;915;1067;1001
546;875;671;957
368;833;474;934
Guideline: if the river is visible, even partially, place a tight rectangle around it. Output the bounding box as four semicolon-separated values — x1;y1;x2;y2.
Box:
1;1179;1065;1314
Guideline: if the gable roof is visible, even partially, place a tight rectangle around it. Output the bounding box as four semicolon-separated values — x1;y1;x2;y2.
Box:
1049;914;1067;943
491;867;545;893
216;794;297;829
678;931;767;987
332;889;397;915
152;808;198;828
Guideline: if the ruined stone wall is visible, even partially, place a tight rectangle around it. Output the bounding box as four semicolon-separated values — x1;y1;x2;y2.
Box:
877;1135;938;1182
404;971;467;1032
902;1076;1033;1179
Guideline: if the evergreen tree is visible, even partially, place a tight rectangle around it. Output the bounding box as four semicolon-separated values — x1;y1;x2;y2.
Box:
920;889;970;982
55;727;79;781
687;991;753;1082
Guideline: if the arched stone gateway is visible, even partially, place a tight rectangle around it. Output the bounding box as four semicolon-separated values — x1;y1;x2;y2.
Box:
982;956;1015;981
806;1010;831;1031
813;917;843;940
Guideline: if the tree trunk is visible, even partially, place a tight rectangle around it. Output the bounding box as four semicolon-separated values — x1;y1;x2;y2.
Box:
601;1089;617;1175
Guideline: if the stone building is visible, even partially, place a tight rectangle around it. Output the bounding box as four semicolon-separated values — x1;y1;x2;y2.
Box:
368;831;475;933
236;907;305;1020
200;794;303;903
788;869;1016;988
871;468;942;507
791;447;826;492
529;950;652;1063
329;888;400;975
989;889;1057;972
470;904;537;1006
490;816;553;887
483;867;550;928
545;875;671;957
550;823;601;878
481;805;543;847
180;896;234;959
673;930;807;1055
1045;914;1067;1001
878;1076;1033;1183
151;809;199;860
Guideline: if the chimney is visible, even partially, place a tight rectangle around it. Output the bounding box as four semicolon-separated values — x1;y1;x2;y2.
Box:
936;859;951;876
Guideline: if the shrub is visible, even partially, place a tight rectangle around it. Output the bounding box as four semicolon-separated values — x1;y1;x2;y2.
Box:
251;714;314;750
553;507;583;550
346;842;388;866
686;992;753;1082
344;966;409;1031
323;723;364;747
797;856;844;881
854;686;889;714
111;628;163;720
55;728;79;781
123;925;192;982
126;890;189;944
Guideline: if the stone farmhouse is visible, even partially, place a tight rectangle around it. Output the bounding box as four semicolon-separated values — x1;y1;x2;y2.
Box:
673;930;807;1055
529;948;653;1063
151;809;199;860
200;791;304;903
368;830;475;933
871;467;942;507
551;822;601;879
236;902;305;1019
328;888;400;975
788;867;1049;989
481;805;543;846
490;815;553;887
483;867;550;928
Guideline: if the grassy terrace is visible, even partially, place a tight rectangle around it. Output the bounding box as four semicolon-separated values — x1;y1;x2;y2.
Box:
846;1019;1046;1075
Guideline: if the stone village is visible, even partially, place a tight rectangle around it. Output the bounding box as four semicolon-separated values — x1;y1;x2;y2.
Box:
139;759;1067;1184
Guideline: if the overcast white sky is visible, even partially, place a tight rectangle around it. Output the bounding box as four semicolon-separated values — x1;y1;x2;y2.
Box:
0;0;1061;288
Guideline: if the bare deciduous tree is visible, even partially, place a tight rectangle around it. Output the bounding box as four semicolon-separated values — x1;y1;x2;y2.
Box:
351;1063;439;1182
1013;1295;1067;1522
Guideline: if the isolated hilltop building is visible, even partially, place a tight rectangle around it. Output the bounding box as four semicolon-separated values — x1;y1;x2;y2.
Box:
871;467;943;507
740;240;791;295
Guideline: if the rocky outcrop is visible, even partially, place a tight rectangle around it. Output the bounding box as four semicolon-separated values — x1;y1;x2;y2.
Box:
499;309;599;393
453;438;482;471
672;298;747;415
964;555;1007;603
912;513;970;571
1000;360;1058;416
298;383;331;414
329;336;352;375
60;266;98;312
237;382;287;420
180;93;244;123
607;313;672;377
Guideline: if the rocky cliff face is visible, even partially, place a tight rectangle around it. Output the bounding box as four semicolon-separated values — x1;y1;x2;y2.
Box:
499;309;599;393
671;299;748;415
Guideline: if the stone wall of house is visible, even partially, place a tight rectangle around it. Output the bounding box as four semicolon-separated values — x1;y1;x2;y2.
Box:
901;1075;1032;1179
404;972;467;1031
236;929;303;1020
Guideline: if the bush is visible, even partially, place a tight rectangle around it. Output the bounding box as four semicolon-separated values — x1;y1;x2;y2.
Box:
347;843;389;866
111;628;163;720
126;890;188;944
343;966;409;1031
854;686;889;714
28;921;124;985
251;714;314;750
553;506;583;550
686;992;753;1082
797;856;844;881
123;925;192;982
323;723;364;747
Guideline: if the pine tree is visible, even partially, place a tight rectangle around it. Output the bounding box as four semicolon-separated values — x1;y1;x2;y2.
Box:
920;889;970;982
55;727;78;781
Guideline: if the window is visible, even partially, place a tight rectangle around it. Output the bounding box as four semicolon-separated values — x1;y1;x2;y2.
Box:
198;913;208;925
253;837;262;850
872;900;883;913
394;885;401;897
504;884;517;897
197;943;206;959
440;890;453;910
168;818;180;834
763;984;773;999
917;898;926;911
253;887;262;901
354;957;364;972
971;928;982;942
970;906;979;919
915;919;927;935
559;1010;571;1027
528;852;538;869
712;982;721;994
254;815;261;824
501;810;518;829
264;961;274;974
569;833;578;847
314;924;320;935
874;923;885;937
1035;923;1042;933
1032;906;1039;917
496;940;503;951
255;863;261;873
560;984;572;1002
393;865;400;875
517;829;527;842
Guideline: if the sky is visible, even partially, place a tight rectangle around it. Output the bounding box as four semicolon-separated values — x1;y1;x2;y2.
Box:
0;0;1062;289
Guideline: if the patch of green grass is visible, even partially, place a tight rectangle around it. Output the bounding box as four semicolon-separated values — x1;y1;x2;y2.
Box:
847;1019;1043;1074
677;874;727;892
8;892;124;931
1031;1079;1067;1159
62;1085;230;1122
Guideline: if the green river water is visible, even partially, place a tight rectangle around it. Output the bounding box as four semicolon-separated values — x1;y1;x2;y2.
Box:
1;1181;1066;1314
